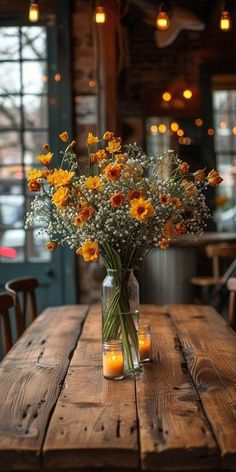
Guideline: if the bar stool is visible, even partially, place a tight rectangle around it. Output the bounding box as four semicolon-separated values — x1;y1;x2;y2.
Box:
227;277;236;330
0;292;14;355
191;243;236;303
5;276;38;334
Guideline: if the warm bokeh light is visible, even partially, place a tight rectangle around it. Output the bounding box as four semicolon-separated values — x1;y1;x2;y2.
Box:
220;10;231;31
208;128;215;136
183;89;192;99
29;1;39;22
159;124;167;133
177;129;184;137
232;127;236;135
89;80;96;88
195;118;203;127
156;11;170;30
220;121;227;128
54;74;61;82
150;125;158;134
95;6;106;23
170;122;179;132
162;92;172;102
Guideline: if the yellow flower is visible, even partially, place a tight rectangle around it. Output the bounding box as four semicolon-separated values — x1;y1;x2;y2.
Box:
80;206;94;221
74;215;84;227
85;176;102;191
59;131;69;142
106;139;122;154
76;241;99;262
45;241;58;251
90;149;107;164
28;169;43;181
47;169;74;188
114;153;127;164
52;187;69;207
103;163;122;181
87;132;99;145
130;197;154;223
37;152;53;167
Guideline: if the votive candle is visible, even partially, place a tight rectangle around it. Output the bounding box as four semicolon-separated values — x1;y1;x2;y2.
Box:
103;340;124;380
139;325;151;362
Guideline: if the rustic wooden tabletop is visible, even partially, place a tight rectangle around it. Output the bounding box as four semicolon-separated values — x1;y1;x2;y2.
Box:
0;303;235;471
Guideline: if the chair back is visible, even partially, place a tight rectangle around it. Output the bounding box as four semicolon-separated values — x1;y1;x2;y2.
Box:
205;244;236;279
227;277;236;330
5;276;38;333
0;293;14;355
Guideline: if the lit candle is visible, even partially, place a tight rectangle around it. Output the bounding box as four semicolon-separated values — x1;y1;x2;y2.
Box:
103;340;124;380
139;325;151;362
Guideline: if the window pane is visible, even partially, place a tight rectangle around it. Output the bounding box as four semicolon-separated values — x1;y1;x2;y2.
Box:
215;136;232;152
0;229;25;262
22;27;47;60
22;61;48;93
0;62;20;94
23;95;48;128
0;166;24;196
0;131;21;164
0;27;19;60
0;95;21;128
0;195;24;228
27;230;51;262
24;131;48;165
213;92;228;111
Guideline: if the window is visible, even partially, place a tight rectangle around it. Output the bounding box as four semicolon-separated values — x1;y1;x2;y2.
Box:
0;26;50;262
213;90;236;231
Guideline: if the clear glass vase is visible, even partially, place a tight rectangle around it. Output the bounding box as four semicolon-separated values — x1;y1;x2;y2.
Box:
102;268;140;373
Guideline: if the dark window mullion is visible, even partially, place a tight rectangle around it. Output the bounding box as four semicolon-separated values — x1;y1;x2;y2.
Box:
19;27;27;262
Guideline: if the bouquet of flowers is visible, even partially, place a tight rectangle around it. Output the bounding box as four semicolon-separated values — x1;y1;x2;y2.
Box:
26;130;222;371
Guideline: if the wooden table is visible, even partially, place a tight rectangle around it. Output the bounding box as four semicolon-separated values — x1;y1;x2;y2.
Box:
0;304;236;471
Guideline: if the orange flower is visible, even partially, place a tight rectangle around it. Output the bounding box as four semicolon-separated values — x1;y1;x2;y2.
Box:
45;241;58;251
194;169;205;182
163;220;176;237
159;193;170;205
74;215;84;227
59;131;69;142
159;239;170;250
42;143;50;151
90;149;107;164
87;132;99;145
110;192;126;207
47;169;74;188
28;180;41;192
85;176;102;190
106;139;122;154
179;162;190;174
28;169;43;181
103;131;114;140
130;197;154;223
37;152;53;167
103;163;123;181
175;223;187;234
76;241;99;262
171;196;181;208
127;189;143;201
114;153;128;164
207;169;223;187
80;206;94;221
52;187;69;208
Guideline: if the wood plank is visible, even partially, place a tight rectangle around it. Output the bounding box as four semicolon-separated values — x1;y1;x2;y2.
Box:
136;307;219;471
43;305;139;469
167;304;236;470
0;305;89;470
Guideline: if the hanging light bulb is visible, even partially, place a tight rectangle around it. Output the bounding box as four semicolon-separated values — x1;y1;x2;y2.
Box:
156;3;170;30
95;6;106;23
220;7;232;31
29;0;39;22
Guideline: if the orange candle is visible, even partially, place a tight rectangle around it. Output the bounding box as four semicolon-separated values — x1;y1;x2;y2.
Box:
103;340;124;379
139;325;151;362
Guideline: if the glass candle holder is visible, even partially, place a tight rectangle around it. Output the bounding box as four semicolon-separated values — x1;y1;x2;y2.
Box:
103;340;124;380
139;324;151;362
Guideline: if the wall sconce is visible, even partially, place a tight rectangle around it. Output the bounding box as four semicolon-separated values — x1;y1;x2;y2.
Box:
156;3;170;30
220;3;232;31
95;5;106;23
29;0;39;22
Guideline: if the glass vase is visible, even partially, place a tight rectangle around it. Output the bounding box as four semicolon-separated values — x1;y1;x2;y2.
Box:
102;268;140;373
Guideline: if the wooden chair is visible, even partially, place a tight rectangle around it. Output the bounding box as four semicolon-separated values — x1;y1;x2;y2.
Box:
227;277;236;330
5;276;38;334
191;243;236;303
0;293;14;355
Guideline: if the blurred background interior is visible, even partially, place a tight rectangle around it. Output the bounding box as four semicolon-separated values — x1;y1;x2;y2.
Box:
1;0;236;324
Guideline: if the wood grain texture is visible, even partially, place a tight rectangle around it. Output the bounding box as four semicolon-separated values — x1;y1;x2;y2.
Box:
43;305;139;470
0;305;89;470
136;307;219;471
167;304;236;470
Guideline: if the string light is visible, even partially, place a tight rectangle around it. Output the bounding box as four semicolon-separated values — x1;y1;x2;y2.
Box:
95;6;106;23
162;92;172;102
170;122;179;132
159;124;167;133
156;3;170;30
220;4;232;31
29;0;39;22
177;129;184;137
183;89;192;99
150;125;158;134
208;128;215;136
195;118;203;127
